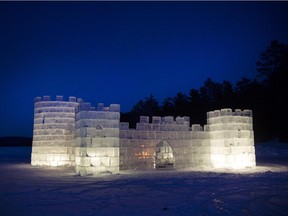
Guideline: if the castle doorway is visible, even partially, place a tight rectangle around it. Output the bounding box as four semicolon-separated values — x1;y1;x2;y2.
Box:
155;140;175;169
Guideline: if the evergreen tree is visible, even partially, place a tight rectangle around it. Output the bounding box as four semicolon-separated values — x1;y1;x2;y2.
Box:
172;92;189;117
256;40;288;142
123;40;288;142
221;80;235;108
131;94;160;117
188;88;206;125
161;97;175;116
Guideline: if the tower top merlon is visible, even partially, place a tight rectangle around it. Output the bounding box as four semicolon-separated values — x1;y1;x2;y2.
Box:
77;98;83;103
79;102;92;111
34;96;79;103
109;104;120;112
207;108;252;118
34;97;42;103
140;116;149;123
97;103;104;111
243;109;253;117
69;96;77;102
43;95;51;101
56;95;63;101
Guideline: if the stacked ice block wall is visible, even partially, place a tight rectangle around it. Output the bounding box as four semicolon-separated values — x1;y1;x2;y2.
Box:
31;96;79;166
189;124;212;167
120;108;255;170
75;103;120;176
120;116;192;170
206;108;256;169
31;95;256;172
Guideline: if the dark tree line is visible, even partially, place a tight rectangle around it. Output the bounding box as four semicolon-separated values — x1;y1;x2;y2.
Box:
121;41;288;143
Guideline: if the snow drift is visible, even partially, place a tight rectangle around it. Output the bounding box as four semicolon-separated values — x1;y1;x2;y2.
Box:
0;142;288;216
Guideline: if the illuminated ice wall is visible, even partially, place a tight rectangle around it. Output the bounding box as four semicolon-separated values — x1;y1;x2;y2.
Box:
74;102;120;176
206;109;255;169
119;116;201;170
31;96;256;175
119;109;255;170
31;96;78;166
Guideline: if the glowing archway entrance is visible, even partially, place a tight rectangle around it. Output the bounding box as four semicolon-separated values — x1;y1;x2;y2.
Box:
155;140;175;169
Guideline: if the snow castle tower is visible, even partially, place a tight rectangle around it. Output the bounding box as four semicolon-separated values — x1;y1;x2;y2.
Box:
207;108;256;169
75;102;120;175
31;95;121;175
31;96;79;166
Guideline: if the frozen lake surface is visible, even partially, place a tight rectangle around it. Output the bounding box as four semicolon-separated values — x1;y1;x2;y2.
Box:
1;144;288;216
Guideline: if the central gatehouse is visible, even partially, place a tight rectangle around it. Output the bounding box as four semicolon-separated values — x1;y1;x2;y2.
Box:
31;96;256;175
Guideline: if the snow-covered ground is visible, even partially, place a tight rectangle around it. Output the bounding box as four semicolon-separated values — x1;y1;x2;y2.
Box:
1;143;288;216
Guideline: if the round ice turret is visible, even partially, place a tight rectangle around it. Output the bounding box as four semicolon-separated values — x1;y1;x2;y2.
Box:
31;96;79;167
206;108;255;169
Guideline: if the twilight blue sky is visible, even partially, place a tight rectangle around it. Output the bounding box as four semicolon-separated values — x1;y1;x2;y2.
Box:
1;1;288;137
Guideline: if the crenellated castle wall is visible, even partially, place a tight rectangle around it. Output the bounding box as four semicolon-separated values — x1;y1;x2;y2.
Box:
31;96;256;175
119;117;210;170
